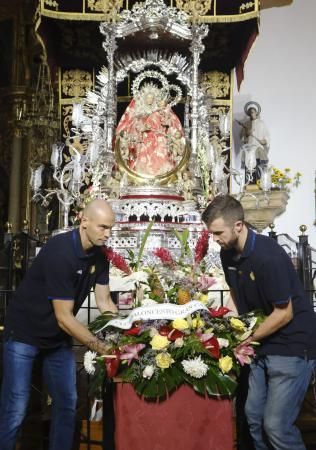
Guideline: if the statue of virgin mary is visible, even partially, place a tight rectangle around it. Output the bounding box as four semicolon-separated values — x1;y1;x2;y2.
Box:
116;82;185;177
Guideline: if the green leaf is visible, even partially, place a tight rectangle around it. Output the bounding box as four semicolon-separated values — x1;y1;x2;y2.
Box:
192;378;206;396
207;366;237;397
88;311;118;333
163;367;182;392
173;229;192;262
135;221;154;271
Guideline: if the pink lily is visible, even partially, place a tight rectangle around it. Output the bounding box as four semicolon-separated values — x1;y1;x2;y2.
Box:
234;343;256;366
196;274;217;291
120;343;146;366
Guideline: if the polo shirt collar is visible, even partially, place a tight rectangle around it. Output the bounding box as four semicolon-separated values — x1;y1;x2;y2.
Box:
239;227;256;259
72;228;94;259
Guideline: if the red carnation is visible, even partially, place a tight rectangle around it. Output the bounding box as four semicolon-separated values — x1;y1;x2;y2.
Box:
194;230;210;265
153;248;175;268
102;246;132;275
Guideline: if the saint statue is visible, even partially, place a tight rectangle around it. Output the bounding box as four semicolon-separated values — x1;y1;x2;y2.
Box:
116;81;185;177
236;101;270;182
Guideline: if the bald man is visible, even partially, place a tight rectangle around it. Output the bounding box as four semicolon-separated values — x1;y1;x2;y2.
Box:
0;199;117;450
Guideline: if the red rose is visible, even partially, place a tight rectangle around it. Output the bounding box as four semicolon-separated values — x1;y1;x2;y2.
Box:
208;306;231;318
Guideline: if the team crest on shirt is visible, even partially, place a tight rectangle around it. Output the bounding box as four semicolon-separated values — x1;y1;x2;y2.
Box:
250;271;255;281
90;265;96;274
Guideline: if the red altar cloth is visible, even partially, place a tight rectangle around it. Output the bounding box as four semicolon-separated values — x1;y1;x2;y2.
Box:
114;383;234;450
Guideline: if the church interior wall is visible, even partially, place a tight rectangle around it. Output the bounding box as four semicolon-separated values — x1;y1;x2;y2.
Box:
233;0;316;247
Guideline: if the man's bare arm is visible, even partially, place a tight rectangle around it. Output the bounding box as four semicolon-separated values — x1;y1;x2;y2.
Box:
95;284;118;314
252;300;293;342
52;299;110;354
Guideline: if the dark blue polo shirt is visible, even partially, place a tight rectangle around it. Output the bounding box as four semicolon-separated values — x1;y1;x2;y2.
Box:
221;228;316;359
4;228;109;349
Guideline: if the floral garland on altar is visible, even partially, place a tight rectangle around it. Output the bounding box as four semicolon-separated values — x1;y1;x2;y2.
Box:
84;228;264;400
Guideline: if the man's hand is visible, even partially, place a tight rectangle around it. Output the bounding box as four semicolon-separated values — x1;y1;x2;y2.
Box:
88;339;112;355
247;300;293;342
103;300;118;314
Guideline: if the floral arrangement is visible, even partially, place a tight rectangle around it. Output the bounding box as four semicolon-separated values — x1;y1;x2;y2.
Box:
85;308;263;399
271;167;301;189
84;227;264;400
257;166;302;190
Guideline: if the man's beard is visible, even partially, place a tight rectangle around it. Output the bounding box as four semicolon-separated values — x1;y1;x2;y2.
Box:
221;231;238;250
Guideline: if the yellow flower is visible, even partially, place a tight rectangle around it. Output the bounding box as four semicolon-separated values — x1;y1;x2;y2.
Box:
192;317;205;329
285;168;290;172
150;335;169;350
172;318;189;331
219;356;233;373
199;294;209;305
230;317;246;332
156;352;174;369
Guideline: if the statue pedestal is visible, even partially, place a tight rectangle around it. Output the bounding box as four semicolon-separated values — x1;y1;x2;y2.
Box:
241;189;289;232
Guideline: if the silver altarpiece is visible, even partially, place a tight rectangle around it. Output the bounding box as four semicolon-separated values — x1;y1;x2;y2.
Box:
64;0;229;260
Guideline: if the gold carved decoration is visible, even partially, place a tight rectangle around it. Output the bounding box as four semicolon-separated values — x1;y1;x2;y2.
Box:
39;0;259;22
44;0;59;10
176;0;212;18
240;2;256;13
200;71;230;99
87;0;123;16
62;105;73;140
61;70;93;99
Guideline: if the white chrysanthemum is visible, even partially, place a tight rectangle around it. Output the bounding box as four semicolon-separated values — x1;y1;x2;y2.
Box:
84;351;97;375
142;365;155;379
181;356;208;378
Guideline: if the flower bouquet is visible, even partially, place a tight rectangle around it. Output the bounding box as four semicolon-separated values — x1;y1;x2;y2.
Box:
84;226;264;400
106;228;229;308
257;166;302;191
